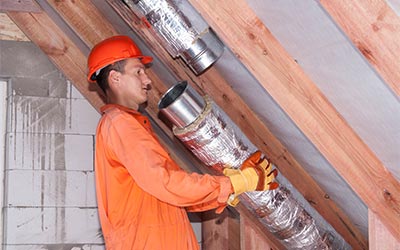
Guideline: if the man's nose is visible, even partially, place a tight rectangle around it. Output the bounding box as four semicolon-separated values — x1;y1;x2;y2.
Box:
142;74;152;89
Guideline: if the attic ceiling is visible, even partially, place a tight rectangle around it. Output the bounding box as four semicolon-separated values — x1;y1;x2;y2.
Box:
1;0;399;249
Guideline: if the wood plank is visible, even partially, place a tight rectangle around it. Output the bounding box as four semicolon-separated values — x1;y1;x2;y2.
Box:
0;13;29;41
240;215;276;250
0;0;41;13
369;210;400;250
106;1;368;249
201;209;240;250
7;11;105;111
320;0;400;97
46;0;116;48
188;0;400;241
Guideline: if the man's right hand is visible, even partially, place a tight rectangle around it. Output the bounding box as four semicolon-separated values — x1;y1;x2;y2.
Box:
223;151;279;198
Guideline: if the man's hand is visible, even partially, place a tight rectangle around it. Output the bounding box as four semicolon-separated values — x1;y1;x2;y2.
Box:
223;151;279;206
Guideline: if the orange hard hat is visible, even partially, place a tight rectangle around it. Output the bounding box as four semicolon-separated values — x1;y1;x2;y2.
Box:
87;35;153;82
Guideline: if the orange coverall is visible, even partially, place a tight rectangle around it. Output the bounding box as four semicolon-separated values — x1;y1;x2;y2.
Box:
95;104;233;250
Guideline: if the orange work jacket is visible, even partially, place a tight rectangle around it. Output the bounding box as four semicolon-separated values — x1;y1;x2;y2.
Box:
95;104;233;250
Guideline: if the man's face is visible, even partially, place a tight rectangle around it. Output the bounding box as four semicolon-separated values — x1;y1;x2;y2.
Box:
118;58;152;110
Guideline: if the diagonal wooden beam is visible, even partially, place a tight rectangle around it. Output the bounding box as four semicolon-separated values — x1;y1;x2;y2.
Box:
7;11;105;111
320;0;400;97
0;0;41;13
188;0;400;241
369;209;400;249
0;13;29;41
106;1;367;248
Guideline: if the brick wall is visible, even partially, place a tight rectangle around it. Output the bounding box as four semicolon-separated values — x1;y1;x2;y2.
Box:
1;40;104;250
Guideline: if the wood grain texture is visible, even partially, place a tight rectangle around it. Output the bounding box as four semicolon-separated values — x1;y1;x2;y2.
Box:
0;0;41;13
320;0;400;97
188;0;400;242
7;11;105;111
201;209;241;250
369;210;400;250
241;216;276;250
0;13;29;41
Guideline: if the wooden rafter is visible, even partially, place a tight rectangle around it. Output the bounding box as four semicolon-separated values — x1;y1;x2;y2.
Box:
7;11;105;111
0;13;29;41
0;0;41;13
188;0;400;241
320;0;400;97
369;210;400;249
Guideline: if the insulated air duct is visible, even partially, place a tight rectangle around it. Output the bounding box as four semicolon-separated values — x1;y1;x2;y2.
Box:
158;81;350;250
123;0;224;75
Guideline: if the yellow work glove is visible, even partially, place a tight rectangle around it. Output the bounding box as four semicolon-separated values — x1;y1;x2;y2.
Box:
224;151;279;207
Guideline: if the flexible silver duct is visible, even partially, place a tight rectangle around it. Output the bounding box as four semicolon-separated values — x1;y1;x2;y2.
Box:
158;81;350;250
123;0;224;75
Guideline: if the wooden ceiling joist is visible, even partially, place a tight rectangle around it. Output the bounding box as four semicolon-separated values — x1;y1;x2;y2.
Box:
7;11;105;111
0;13;29;41
0;0;41;13
188;0;400;241
320;0;400;97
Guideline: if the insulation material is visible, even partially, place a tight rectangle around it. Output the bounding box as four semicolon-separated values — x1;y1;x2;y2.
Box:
160;83;350;249
128;0;197;56
123;0;224;74
174;97;255;170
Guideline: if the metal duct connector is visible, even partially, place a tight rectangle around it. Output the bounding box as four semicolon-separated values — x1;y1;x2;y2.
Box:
158;82;350;250
123;0;224;75
158;81;205;128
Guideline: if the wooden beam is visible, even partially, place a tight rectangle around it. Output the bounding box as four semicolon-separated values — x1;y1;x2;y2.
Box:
369;210;400;249
0;13;29;41
201;209;241;250
0;0;41;13
240;215;276;250
106;1;367;249
320;0;400;97
188;0;400;241
45;0;116;48
7;11;105;111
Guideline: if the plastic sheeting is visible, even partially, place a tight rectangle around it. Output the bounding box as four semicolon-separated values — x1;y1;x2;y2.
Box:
171;96;349;249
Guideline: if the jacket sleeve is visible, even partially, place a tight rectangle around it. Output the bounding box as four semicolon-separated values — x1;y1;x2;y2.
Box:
103;112;233;211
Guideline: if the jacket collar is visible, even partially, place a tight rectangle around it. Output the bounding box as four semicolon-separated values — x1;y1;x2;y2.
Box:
100;104;141;115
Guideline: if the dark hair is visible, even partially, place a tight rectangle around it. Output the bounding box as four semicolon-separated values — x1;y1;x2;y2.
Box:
95;60;127;95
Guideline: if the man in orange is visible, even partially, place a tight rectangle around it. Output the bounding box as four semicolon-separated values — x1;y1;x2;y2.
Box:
87;35;277;250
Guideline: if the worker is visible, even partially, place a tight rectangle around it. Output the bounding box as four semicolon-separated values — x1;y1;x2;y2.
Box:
87;35;278;250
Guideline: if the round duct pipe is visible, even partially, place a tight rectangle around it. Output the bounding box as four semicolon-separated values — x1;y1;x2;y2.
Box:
123;0;224;75
158;81;205;128
158;82;350;249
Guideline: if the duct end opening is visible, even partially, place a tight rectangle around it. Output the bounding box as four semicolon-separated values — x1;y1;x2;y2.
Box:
158;81;206;129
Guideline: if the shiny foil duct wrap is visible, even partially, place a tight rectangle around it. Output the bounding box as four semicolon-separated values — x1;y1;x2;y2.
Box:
123;0;224;74
173;96;255;170
159;82;349;249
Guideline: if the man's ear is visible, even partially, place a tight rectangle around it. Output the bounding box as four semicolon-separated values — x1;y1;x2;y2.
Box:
108;70;121;86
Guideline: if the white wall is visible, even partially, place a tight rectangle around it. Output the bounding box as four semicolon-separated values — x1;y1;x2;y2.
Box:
1;40;103;250
0;80;8;245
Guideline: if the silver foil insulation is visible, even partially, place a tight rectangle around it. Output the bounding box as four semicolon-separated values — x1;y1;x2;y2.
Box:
159;82;350;249
123;0;224;75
